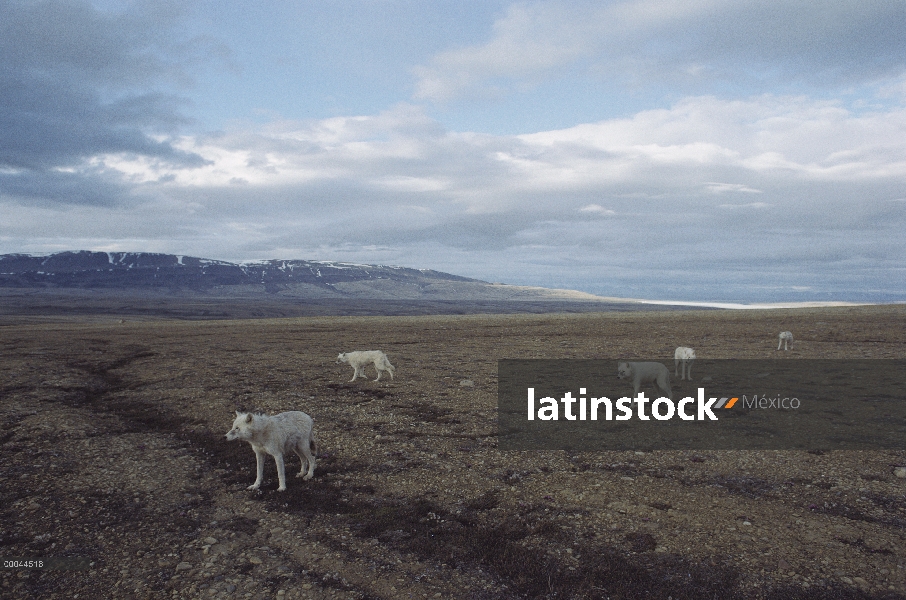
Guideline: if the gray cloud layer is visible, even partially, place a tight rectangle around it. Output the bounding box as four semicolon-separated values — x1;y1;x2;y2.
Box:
414;0;906;100
1;1;904;302
0;0;210;204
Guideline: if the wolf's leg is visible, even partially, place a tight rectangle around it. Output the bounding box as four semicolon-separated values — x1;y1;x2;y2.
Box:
249;448;265;490
275;453;287;491
660;377;673;401
296;440;316;480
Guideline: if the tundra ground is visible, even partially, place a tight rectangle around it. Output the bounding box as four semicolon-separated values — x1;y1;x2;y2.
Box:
1;305;905;599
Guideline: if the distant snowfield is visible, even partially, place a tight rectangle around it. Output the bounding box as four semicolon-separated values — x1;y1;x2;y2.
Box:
492;284;885;309
635;299;877;310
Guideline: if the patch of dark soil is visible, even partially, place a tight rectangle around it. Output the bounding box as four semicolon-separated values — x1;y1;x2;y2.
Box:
465;490;500;511
711;474;777;499
624;532;658;553
399;401;461;424
764;584;902;600
219;516;259;535
836;537;895;555
82;490;150;529
863;491;906;514
813;499;906;530
0;532;30;547
599;462;644;477
327;384;393;400
269;489;744;600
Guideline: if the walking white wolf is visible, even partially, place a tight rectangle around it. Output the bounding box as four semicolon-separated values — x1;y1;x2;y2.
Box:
674;346;696;381
225;411;317;491
617;361;673;399
336;350;395;382
778;331;794;351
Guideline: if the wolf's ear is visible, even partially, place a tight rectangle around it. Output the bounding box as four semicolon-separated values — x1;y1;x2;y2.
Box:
245;413;253;423
235;410;241;417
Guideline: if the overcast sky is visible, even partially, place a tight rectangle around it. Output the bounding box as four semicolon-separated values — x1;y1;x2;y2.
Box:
2;0;905;302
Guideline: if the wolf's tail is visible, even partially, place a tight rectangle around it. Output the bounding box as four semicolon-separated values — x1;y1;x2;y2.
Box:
310;429;319;457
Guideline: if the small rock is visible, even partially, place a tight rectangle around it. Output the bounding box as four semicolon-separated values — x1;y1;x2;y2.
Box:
841;576;853;585
248;556;262;565
175;562;192;571
459;379;474;387
226;584;236;592
894;467;906;479
778;559;791;571
203;537;218;545
302;583;312;590
852;577;868;587
277;591;286;597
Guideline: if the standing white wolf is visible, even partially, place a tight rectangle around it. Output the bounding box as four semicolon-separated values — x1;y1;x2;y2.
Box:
617;361;673;399
225;411;317;491
336;350;395;382
778;331;794;351
674;346;696;381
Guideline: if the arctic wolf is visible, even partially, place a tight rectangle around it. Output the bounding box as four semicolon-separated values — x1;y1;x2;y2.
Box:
778;331;793;351
337;350;395;382
225;411;317;491
674;347;696;381
617;361;673;399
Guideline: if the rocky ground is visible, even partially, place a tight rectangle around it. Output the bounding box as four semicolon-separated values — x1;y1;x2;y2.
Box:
1;304;905;599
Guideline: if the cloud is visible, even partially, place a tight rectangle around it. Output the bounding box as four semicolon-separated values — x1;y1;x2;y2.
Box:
705;182;762;194
23;93;906;219
578;204;615;216
2;86;904;301
0;0;216;204
413;0;906;102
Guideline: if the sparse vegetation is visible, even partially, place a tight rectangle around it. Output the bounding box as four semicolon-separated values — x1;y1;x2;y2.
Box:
1;304;905;598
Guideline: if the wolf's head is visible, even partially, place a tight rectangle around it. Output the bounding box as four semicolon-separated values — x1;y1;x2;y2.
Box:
225;411;254;441
617;362;632;380
336;353;348;364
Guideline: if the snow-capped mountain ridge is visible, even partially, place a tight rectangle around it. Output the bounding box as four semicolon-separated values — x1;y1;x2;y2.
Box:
0;251;482;293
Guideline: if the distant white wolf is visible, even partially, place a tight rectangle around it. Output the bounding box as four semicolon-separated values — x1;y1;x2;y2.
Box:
225;411;317;491
617;361;673;399
336;350;395;382
674;347;696;381
778;331;794;351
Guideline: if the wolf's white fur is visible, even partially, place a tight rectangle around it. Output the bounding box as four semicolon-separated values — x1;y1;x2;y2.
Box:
674;346;696;381
225;411;317;491
617;361;673;399
778;331;794;351
337;350;395;382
